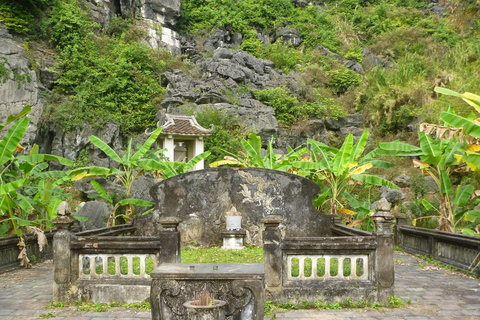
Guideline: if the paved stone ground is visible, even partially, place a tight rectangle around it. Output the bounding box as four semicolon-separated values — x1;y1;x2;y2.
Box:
0;252;479;319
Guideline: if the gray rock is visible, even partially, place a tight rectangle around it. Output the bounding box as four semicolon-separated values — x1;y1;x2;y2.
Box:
325;113;364;131
75;201;111;231
393;173;412;188
362;48;392;69
277;120;328;149
425;0;447;17
424;175;439;193
276;27;302;47
380;186;405;204
130;175;156;214
203;28;231;51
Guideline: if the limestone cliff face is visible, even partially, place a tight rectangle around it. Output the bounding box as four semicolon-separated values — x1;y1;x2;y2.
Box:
86;0;181;53
0;24;45;149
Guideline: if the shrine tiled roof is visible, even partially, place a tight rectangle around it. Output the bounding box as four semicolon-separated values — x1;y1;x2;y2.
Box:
160;114;214;136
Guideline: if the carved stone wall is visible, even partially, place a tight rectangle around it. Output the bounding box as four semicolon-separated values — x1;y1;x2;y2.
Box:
136;167;333;247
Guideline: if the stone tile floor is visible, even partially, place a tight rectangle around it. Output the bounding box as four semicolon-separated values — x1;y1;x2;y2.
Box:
0;252;478;319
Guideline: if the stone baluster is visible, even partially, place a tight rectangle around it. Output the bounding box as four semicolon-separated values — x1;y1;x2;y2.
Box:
262;215;284;293
372;198;395;304
159;217;182;263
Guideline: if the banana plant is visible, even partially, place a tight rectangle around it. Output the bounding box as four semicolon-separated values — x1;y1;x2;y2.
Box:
377;131;480;234
435;87;480;170
210;132;309;171
293;130;397;215
0;106;74;237
65;126;166;225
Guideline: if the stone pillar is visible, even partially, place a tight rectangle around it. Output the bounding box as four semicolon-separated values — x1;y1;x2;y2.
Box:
194;136;205;170
159;217;182;263
163;135;175;161
262;215;283;293
51;212;76;302
372;198;395;304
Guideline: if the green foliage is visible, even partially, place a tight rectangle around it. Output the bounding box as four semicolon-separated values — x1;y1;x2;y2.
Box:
0;0;52;34
44;2;182;136
0;106;74;237
65;127;166;225
293;130;396;215
211;133;308;171
329;68;362;94
181;246;263;263
261;42;302;73
378;132;480;234
191;107;245;166
239;30;264;54
254;87;300;125
0;57;9;83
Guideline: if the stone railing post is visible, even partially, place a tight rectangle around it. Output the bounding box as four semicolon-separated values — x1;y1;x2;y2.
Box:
394;213;408;248
51;209;76;302
262;215;283;293
159;217;182;263
372;198;395;304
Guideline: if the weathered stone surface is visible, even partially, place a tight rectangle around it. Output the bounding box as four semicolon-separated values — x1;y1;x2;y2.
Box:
0;23;45;149
362;48;393;69
37;120;123;170
325;113;364;131
380;186;406;204
316;45;363;74
75;201;111;231
277;120;328;149
276;27;302;47
393;173;412;188
138;167;332;247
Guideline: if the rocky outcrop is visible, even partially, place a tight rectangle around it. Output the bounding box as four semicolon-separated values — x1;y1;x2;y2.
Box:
362;48;393;69
199;48;281;88
36;120;123;169
316;45;364;74
0;24;45;149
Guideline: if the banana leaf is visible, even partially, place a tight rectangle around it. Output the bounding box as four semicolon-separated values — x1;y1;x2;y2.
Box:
90;180;112;204
377;140;423;156
17;154;74;166
440;111;480;138
118;198;154;207
440;170;453;195
349;174;398;189
0;179;26;194
131;126;163;161
332;133;353;175
0;105;31;131
0;117;29;166
89;135;122;163
349;130;368;162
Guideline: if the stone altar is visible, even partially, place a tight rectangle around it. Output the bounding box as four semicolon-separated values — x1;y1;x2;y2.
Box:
150;263;265;320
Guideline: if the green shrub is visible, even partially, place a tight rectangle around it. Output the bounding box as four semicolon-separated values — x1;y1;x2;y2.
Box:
45;2;183;136
329;68;361;94
254;87;300;125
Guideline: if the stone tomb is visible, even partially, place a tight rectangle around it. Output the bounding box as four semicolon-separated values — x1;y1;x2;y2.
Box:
135;167;333;247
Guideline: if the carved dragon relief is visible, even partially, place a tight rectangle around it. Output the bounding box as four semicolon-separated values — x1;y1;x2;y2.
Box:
237;171;280;215
159;279;255;319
